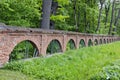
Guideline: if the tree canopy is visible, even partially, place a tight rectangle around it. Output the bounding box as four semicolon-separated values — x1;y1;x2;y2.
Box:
0;0;120;35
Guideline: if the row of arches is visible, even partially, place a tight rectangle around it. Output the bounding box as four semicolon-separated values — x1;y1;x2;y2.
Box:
9;38;116;61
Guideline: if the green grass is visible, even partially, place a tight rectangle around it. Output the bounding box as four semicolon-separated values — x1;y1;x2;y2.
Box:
3;41;120;80
0;69;34;80
90;59;120;80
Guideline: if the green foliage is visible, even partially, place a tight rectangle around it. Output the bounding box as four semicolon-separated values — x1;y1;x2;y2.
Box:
9;41;36;61
0;0;119;35
0;0;41;27
47;40;62;54
4;42;120;80
66;39;76;50
79;39;86;48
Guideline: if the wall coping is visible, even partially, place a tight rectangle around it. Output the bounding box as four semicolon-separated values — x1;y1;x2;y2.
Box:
0;25;117;37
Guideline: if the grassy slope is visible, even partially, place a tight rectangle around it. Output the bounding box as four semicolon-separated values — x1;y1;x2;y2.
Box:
0;69;34;80
3;42;120;80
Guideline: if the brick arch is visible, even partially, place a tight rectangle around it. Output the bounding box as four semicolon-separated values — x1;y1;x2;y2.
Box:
43;38;63;54
79;39;86;48
66;39;76;50
9;39;40;56
1;36;40;64
112;38;114;42
109;38;111;42
46;39;63;54
88;39;93;46
103;39;106;44
94;39;98;45
107;39;109;43
9;40;39;60
99;39;102;44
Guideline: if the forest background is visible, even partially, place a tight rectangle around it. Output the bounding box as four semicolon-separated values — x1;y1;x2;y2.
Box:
0;0;120;35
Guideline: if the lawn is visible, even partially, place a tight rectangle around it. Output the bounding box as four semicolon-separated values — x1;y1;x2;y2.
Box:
2;41;120;80
0;69;34;80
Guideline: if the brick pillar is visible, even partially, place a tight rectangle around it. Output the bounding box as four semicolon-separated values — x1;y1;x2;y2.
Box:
63;35;67;52
40;34;47;56
76;35;79;49
85;36;88;47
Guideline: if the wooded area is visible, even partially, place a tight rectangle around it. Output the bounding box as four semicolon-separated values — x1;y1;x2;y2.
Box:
0;0;120;35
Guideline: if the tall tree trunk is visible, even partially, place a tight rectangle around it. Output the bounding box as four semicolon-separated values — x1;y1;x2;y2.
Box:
41;0;52;29
84;9;87;33
108;0;116;35
113;9;120;33
77;6;80;31
104;13;109;28
104;3;110;29
96;5;103;33
73;0;78;31
50;1;58;29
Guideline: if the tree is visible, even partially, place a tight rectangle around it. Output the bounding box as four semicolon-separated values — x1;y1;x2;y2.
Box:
41;0;52;29
113;0;120;34
0;0;41;28
114;9;120;31
108;0;116;35
96;0;105;33
104;0;111;29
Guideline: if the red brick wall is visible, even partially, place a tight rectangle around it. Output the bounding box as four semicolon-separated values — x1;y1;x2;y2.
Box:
0;27;119;66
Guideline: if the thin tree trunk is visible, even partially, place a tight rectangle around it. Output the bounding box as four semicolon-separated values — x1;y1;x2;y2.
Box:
96;5;103;32
84;9;87;33
77;7;80;31
113;9;120;32
108;0;116;35
41;0;52;29
104;3;110;29
74;0;78;31
105;13;108;28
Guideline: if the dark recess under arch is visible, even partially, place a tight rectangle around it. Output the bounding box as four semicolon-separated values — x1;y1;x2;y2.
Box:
94;39;98;45
79;39;86;48
46;39;62;54
66;39;76;50
88;39;93;47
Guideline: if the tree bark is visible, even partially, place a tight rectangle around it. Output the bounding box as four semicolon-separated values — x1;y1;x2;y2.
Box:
113;9;120;32
84;9;87;33
95;5;103;32
73;0;78;31
104;3;110;29
108;0;116;35
41;0;52;29
50;1;59;29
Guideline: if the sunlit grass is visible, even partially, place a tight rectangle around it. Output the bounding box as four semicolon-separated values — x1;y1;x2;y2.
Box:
0;69;34;80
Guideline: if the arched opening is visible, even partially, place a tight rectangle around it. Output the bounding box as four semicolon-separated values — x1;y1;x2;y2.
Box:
79;39;86;48
109;39;111;43
9;40;39;62
94;39;98;45
112;39;114;42
104;39;106;44
107;39;109;43
99;39;102;44
46;39;62;54
66;39;76;50
88;39;93;47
